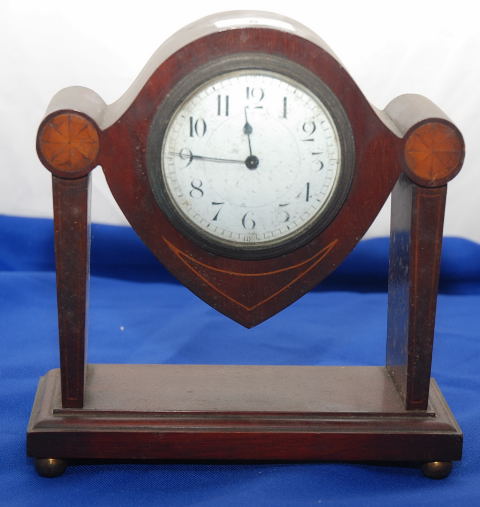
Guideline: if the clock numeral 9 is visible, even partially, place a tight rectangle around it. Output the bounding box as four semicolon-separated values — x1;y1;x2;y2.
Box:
189;117;207;137
178;148;193;166
302;121;316;141
189;179;204;198
241;211;256;230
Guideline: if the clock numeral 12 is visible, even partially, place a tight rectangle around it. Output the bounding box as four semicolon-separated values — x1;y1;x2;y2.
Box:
246;87;264;108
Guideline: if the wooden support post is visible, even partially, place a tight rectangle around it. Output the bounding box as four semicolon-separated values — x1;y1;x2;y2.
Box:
387;174;447;410
52;175;91;408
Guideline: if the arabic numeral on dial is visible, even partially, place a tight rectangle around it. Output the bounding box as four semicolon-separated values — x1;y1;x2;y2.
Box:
217;95;229;116
241;211;256;230
189;117;207;137
312;152;324;171
189;179;204;198
302;121;316;141
296;182;311;202
246;86;264;107
211;202;224;221
178;148;193;166
305;182;311;201
282;97;287;119
278;203;290;222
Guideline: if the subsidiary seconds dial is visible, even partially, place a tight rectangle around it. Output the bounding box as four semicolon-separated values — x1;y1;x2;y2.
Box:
148;60;353;259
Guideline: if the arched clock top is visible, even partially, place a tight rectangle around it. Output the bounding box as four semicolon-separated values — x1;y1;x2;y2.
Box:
36;11;393;132
102;11;342;129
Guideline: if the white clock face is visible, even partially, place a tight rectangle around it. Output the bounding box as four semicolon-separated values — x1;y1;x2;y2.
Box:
160;69;342;251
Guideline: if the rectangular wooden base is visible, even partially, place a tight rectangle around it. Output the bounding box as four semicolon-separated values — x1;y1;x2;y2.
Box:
27;364;462;463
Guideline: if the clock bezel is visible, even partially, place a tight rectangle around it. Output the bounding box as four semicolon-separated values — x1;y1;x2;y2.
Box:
147;53;355;260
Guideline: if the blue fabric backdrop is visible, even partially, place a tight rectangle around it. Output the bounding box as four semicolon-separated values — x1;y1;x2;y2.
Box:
1;214;479;506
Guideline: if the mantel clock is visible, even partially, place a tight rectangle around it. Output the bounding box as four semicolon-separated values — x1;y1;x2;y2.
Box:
28;11;465;479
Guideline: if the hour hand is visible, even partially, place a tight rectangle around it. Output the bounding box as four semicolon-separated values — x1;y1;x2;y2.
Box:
243;107;254;157
243;112;253;136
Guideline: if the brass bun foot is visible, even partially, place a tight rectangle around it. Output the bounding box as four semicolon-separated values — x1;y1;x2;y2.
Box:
35;458;68;478
421;461;452;479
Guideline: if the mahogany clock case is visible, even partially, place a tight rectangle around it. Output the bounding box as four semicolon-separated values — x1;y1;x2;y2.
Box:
86;24;404;330
28;11;465;478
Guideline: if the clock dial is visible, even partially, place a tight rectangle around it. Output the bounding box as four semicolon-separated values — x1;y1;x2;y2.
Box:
147;55;354;259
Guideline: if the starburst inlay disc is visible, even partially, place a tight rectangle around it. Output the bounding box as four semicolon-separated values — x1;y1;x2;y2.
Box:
404;122;463;186
38;112;99;176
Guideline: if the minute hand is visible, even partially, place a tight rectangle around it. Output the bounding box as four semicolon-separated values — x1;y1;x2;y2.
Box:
173;152;245;164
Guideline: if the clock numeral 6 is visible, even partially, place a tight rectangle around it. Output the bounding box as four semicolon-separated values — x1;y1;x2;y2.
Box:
189;117;207;137
189;179;204;198
241;211;256;230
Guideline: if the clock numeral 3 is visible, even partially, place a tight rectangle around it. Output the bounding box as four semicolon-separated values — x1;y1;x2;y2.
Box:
241;211;256;230
189;117;207;137
189;179;204;198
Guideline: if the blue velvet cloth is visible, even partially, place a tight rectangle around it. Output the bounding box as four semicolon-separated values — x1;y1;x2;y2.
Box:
1;215;479;506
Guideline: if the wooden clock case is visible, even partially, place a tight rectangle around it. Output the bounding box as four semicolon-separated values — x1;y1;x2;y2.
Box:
28;11;464;479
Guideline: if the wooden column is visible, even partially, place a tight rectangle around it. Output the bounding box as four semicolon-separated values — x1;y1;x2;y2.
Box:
383;96;464;411
36;102;101;409
387;174;447;410
53;175;91;408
